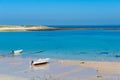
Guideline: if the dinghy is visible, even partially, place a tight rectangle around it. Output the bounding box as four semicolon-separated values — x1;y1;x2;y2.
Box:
11;49;23;55
31;58;50;65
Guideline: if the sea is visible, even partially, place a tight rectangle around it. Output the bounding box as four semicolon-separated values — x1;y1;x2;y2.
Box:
0;26;120;61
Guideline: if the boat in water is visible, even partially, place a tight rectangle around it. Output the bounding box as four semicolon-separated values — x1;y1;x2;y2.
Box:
31;58;50;65
11;49;23;55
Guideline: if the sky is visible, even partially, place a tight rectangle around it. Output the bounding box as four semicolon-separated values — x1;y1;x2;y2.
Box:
0;0;120;25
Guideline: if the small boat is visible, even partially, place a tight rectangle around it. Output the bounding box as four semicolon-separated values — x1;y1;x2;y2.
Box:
31;58;50;65
31;63;49;70
11;49;23;55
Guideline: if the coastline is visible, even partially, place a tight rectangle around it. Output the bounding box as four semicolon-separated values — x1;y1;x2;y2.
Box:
1;25;120;32
0;57;120;80
0;25;120;80
0;25;55;32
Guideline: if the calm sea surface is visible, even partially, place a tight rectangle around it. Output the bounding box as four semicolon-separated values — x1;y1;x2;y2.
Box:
0;30;120;61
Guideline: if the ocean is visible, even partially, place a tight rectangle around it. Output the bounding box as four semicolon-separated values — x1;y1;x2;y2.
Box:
0;30;120;61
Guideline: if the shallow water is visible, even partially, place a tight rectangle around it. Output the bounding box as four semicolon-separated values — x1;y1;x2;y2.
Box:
0;30;120;61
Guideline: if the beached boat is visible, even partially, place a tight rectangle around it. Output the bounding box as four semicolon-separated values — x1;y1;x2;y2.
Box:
31;58;50;65
11;49;23;55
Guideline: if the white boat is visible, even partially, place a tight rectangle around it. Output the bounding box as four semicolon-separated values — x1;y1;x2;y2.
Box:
11;49;23;55
31;63;49;70
31;58;50;65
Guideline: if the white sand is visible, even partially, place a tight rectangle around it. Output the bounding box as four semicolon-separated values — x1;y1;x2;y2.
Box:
0;26;54;31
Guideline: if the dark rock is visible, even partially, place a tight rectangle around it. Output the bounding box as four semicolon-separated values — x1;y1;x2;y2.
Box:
100;52;109;54
115;55;120;58
35;50;44;53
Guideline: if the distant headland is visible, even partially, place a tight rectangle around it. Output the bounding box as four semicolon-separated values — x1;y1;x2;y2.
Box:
0;25;120;32
0;25;55;32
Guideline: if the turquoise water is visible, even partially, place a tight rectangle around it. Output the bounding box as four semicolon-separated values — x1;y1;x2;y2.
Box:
0;30;120;61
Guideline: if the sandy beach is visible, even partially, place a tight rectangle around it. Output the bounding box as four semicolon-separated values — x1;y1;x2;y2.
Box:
0;57;120;80
1;25;120;32
0;26;55;32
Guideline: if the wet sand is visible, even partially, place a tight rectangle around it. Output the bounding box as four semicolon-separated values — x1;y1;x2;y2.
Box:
58;60;120;74
0;57;120;80
0;75;27;80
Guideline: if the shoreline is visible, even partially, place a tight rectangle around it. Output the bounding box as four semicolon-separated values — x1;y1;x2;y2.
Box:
0;26;55;32
1;25;120;32
0;57;120;80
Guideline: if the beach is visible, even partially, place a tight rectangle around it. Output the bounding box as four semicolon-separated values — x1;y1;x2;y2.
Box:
1;25;120;32
0;30;120;80
0;75;28;80
0;26;56;32
1;0;120;79
0;57;120;80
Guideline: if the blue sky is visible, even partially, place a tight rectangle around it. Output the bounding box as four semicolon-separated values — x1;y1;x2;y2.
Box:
0;0;120;25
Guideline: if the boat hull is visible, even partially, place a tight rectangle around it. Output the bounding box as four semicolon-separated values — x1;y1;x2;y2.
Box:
32;62;49;65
